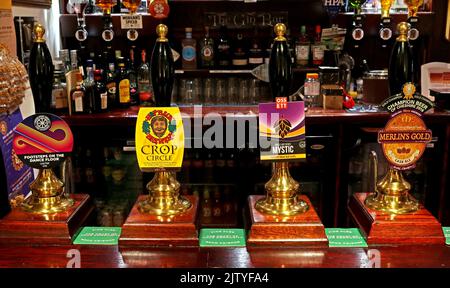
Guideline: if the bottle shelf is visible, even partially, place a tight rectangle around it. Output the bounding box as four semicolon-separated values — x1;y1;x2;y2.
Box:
174;68;319;77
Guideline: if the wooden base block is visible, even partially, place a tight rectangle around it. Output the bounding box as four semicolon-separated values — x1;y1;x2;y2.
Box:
247;195;328;248
348;193;445;245
0;194;93;245
119;195;199;248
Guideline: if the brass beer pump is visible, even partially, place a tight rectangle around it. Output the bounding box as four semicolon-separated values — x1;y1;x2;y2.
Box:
22;168;74;214
365;151;418;214
138;24;191;216
255;24;309;216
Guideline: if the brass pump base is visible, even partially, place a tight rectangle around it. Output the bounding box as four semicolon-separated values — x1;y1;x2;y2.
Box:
139;170;191;216
255;162;309;216
365;151;419;214
22;169;74;214
365;167;418;214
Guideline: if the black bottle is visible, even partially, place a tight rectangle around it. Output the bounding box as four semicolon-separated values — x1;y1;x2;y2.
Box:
150;24;174;107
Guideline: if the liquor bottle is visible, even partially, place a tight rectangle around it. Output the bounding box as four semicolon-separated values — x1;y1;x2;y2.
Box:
217;25;231;68
97;0;117;14
212;187;222;218
199;26;215;68
127;49;139;105
117;56;131;107
106;62;118;108
137;49;154;106
388;22;416;96
295;25;310;67
70;72;86;114
311;25;325;67
214;150;226;184
94;69;108;112
232;33;248;68
51;65;68;113
204;151;215;183
201;188;212;224
248;27;264;68
269;23;292;100
122;0;141;14
29;24;54;113
84;66;96;113
151;24;175;107
70;50;79;71
182;27;197;70
59;49;71;74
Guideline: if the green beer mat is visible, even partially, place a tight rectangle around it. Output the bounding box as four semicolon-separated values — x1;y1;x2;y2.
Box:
325;228;368;247
73;226;122;245
199;228;246;247
443;227;450;245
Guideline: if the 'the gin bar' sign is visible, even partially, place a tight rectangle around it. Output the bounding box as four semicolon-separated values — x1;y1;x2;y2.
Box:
205;12;288;29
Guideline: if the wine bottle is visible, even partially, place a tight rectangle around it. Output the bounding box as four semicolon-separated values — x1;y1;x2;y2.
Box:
232;33;248;68
182;27;197;70
28;23;54;113
117;57;131;108
269;23;292;100
105;62;118;108
200;26;215;68
127;49;139;105
70;72;86;114
84;66;96;113
217;25;231;68
94;69;108;112
137;49;154;106
388;22;416;96
150;24;175;107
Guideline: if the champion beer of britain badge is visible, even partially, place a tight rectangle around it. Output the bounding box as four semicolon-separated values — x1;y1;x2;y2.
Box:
12;113;74;169
135;107;184;171
379;83;434;170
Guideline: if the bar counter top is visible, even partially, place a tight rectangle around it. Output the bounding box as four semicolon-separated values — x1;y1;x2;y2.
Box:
61;106;450;126
1;245;450;268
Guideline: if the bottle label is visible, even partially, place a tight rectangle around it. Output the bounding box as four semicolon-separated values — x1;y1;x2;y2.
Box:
248;57;263;64
119;79;130;103
107;82;116;95
100;92;108;109
182;46;196;61
73;90;84;112
213;207;222;217
232;59;248;66
312;45;325;61
296;45;310;61
202;207;212;217
304;81;320;96
53;88;67;109
201;46;214;61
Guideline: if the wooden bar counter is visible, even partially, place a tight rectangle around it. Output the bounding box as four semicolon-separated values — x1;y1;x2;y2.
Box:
1;244;450;268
